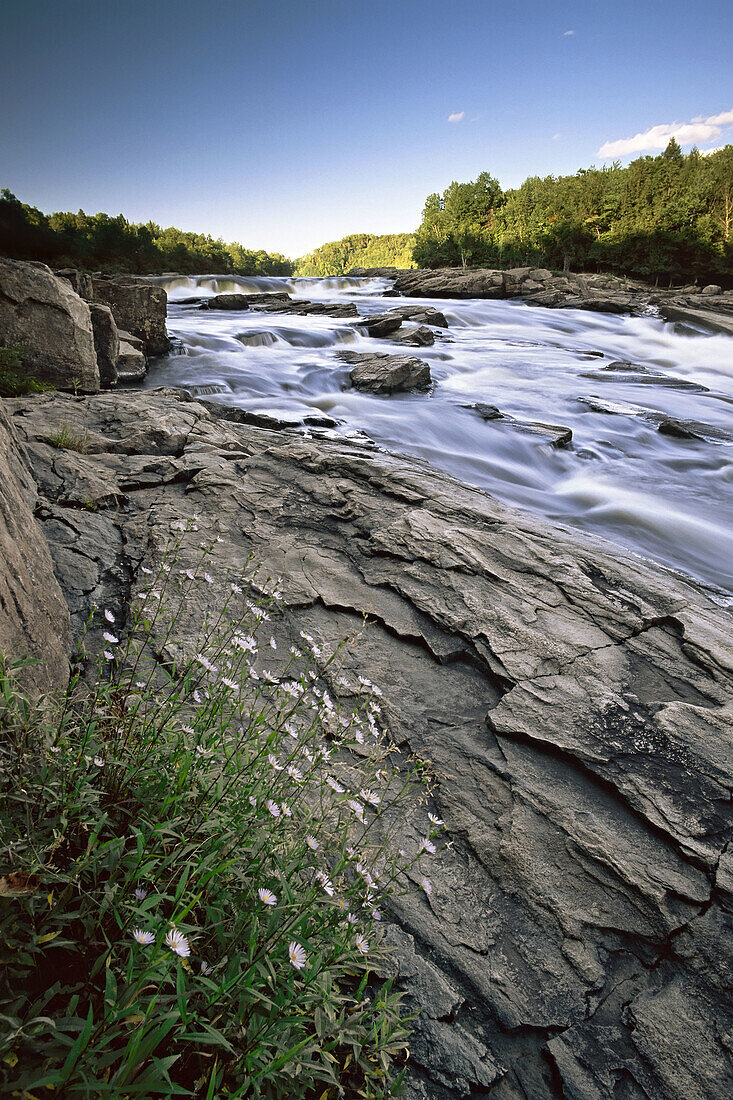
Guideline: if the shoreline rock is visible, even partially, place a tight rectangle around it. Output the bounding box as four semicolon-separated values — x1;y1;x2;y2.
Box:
3;386;731;1099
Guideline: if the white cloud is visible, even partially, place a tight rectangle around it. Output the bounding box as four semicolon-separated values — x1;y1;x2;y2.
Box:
562;29;575;36
598;108;733;157
447;111;465;123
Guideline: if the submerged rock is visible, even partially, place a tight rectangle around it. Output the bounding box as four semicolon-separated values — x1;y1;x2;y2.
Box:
4;388;733;1100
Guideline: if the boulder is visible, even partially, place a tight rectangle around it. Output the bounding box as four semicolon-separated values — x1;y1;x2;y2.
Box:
0;402;71;695
384;305;449;328
88;302;119;388
0;258;99;392
90;276;168;355
338;351;432;393
701;284;722;295
389;325;436;347
353;314;404;338
117;339;147;381
55;268;94;300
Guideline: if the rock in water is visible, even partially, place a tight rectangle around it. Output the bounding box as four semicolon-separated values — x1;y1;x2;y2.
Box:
0;258;99;392
338;351;432;393
5;388;733;1100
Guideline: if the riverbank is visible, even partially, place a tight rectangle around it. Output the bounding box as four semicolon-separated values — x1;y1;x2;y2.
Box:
1;382;732;1100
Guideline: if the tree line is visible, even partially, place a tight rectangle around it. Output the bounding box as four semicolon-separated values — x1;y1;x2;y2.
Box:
0;190;293;276
413;141;733;286
294;233;416;276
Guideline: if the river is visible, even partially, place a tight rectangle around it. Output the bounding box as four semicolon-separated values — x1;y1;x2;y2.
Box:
141;274;733;596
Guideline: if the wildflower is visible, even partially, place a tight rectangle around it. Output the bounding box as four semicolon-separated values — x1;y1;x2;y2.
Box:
420;876;433;896
50;745;61;754
287;765;304;782
348;800;365;822
360;789;380;807
315;872;334;896
354;934;369;955
135;680;146;689
132;928;155;946
372;908;382;921
104;650;114;661
248;796;257;807
185;569;195;581
289;941;307;970
104;609;115;623
161;562;171;573
269;637;277;649
203;573;213;584
354;730;364;745
200;960;213;975
134;887;148;901
268;753;283;771
421;838;437;855
181;724;195;735
429;813;444;827
266;800;280;817
281;802;292;817
94;756;104;768
258;887;277;906
165;927;190;957
326;777;344;793
306;835;318;851
192;689;202;703
347;912;358;923
231;583;242;595
221;677;239;691
141;566;152;575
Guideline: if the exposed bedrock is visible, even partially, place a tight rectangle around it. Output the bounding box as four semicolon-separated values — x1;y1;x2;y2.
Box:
4;388;732;1099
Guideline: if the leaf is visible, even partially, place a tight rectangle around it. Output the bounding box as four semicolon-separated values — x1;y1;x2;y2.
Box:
0;871;40;896
37;930;62;946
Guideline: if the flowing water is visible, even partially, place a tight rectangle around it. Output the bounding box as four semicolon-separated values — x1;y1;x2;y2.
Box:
141;274;733;596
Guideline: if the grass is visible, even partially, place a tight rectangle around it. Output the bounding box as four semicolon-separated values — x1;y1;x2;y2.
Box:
44;423;90;452
0;344;55;398
0;521;439;1098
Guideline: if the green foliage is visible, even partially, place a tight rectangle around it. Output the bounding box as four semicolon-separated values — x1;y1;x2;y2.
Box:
413;143;733;285
44;423;90;453
0;344;54;398
0;525;439;1097
0;189;293;277
294;234;417;277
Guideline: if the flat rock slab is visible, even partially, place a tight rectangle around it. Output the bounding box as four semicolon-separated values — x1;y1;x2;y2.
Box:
6;388;733;1100
338;351;432;393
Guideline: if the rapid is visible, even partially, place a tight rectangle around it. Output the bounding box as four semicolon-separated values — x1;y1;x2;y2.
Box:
141;275;733;596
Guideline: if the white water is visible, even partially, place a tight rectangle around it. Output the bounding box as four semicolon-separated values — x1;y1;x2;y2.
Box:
141;275;733;595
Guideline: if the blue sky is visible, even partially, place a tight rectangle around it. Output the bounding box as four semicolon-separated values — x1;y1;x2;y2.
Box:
2;0;732;257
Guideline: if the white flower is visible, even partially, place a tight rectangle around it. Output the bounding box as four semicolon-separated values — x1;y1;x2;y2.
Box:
181;724;195;735
258;887;277;906
421;838;437;855
420;876;432;896
200;960;213;975
161;562;171;573
134;886;148;901
165;927;190;957
281;802;292;817
221;677;239;691
104;609;115;623
132;928;155;946
287;765;303;782
346;912;358;923
141;566;152;575
354;934;369;955
192;690;202;703
353;730;364;745
269;637;277;649
348;800;365;822
289;941;307;970
266;800;280;817
50;745;61;754
104;650;114;661
94;756;104;768
428;813;444;827
326;777;344;793
315;872;334;896
360;789;380;807
306;835;318;850
248;796;257;807
203;573;213;584
268;753;283;771
231;583;242;595
372;908;382;921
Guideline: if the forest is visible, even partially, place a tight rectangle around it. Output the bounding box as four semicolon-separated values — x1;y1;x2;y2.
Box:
294;233;416;276
0;190;293;276
413;141;733;285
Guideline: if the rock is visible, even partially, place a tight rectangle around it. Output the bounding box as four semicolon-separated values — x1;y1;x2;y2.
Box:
393;268;505;299
338;351;432;393
116;340;147;381
90;276;168;355
465;402;572;446
389;325;435;347
701;284;722;296
0;258;99;393
202;292;291;310
658;303;733;337
463;402;504;420
55;268;94;300
657;418;702;440
117;329;144;352
0;402;71;694
383;305;449;328
353;314;404;338
88;302;119;388
5;388;733;1100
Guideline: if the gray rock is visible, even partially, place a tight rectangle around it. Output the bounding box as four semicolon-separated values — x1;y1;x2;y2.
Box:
117;340;147;381
389;325;436;347
55;268;94;300
90;276;168;355
5;388;733;1099
0;258;99;392
701;284;722;295
338;351;432;393
0;402;71;694
88;302;119;388
353;313;404;338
